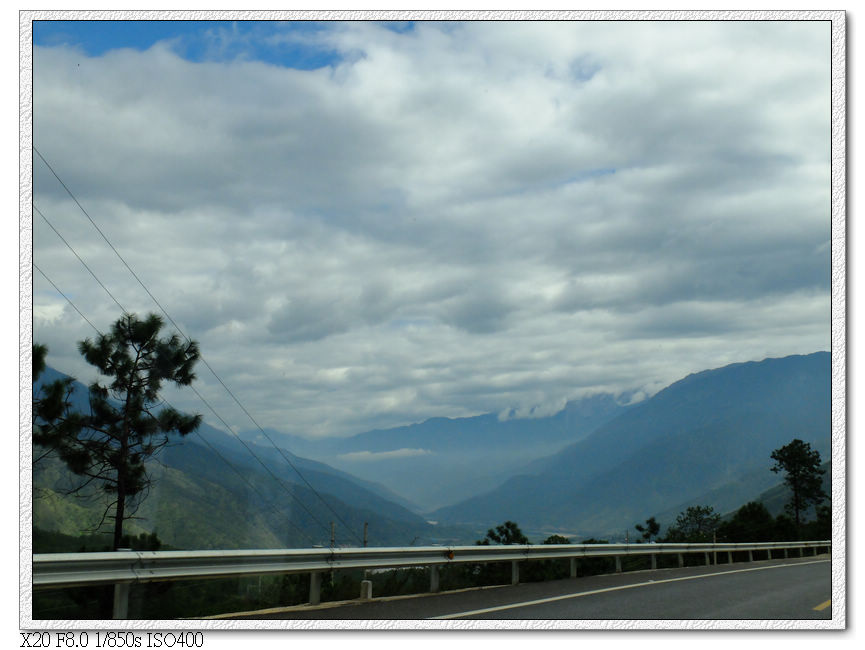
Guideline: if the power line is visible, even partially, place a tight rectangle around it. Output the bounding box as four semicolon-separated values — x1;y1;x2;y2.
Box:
186;381;336;538
33;210;330;545
35;204;128;315
191;357;361;545
169;424;320;547
34;146;172;324
32;264;319;547
34;147;364;545
34;263;100;333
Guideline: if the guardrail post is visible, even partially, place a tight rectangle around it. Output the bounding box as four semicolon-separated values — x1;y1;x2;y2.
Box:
360;580;373;600
615;556;622;573
704;552;710;566
570;558;577;578
783;547;788;559
747;549;753;562
112;582;130;619
112;548;132;619
677;553;684;568
511;561;520;585
309;571;322;606
651;554;657;570
430;565;440;593
727;550;732;564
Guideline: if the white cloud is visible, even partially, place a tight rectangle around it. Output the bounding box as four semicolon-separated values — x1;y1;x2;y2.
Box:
31;20;832;439
337;448;434;462
498;396;569;422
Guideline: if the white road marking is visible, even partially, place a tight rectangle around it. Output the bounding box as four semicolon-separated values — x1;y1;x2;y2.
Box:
429;559;829;619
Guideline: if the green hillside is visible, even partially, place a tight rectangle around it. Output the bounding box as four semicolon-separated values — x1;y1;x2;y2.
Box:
33;440;471;550
32;367;474;550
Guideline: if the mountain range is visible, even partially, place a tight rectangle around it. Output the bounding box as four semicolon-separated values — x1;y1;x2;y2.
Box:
430;352;831;538
244;391;633;511
32;368;467;549
32;351;832;548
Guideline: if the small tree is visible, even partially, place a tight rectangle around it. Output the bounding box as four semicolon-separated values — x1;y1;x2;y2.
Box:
471;520;529;586
524;534;572;581
635;516;661;542
476;520;529;545
716;502;776;542
66;313;202;550
665;505;720;542
773;513;798;541
770;439;827;535
801;504;831;541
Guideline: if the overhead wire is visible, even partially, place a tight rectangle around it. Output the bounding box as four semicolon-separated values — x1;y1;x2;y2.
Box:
32;262;320;547
34;147;364;545
34;263;100;334
35;200;329;544
34;204;127;315
185;381;336;538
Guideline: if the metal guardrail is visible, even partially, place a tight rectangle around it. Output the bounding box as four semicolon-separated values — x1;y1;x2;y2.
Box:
33;540;830;618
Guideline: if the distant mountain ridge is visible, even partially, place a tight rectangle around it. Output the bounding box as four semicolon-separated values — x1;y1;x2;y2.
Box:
33;351;831;546
32;367;469;548
431;352;831;538
242;392;634;511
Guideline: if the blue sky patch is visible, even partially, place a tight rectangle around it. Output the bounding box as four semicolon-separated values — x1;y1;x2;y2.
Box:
32;20;346;70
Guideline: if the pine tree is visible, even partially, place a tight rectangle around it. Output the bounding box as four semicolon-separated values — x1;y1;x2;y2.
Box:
664;506;720;542
32;344;85;466
770;439;827;535
69;313;202;550
476;520;530;545
635;516;661;542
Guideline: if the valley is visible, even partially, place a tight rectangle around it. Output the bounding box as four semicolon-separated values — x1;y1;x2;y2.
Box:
32;351;832;549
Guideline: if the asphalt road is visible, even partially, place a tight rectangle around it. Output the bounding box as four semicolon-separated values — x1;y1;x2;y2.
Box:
221;555;832;621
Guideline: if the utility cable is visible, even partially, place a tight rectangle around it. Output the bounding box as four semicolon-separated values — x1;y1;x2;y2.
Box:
34;146;364;546
186;382;335;539
34;263;100;334
34;223;329;546
34;204;128;315
33;262;321;547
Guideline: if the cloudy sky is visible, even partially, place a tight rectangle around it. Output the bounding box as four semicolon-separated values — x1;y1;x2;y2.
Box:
30;19;832;439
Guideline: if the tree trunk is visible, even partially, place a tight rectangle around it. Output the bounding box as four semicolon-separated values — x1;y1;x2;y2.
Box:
113;490;126;551
113;433;129;551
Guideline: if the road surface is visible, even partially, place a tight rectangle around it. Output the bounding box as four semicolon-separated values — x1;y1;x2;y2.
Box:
220;555;832;621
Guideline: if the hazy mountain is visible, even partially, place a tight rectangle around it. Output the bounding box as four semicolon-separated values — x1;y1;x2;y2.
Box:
241;392;633;512
32;351;832;546
32;367;471;548
190;420;426;527
432;352;831;538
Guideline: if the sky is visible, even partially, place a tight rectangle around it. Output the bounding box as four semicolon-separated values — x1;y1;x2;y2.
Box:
29;18;833;440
